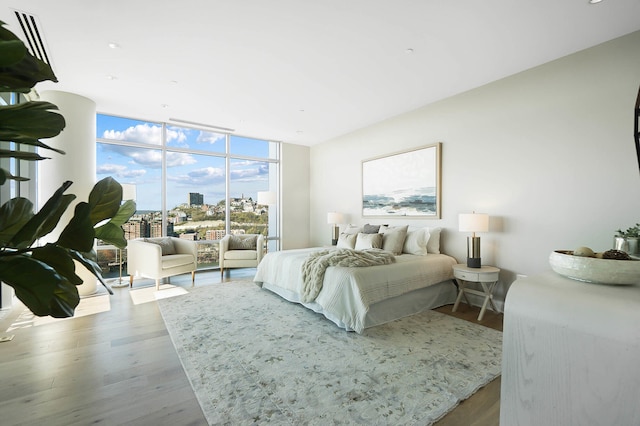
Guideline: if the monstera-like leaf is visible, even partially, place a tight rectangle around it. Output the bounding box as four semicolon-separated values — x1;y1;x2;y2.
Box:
0;21;136;317
0;178;135;317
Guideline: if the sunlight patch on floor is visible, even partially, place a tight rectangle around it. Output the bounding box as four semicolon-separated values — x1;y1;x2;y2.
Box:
129;284;189;305
6;294;111;331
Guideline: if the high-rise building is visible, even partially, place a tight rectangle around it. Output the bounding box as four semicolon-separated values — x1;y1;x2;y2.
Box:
122;217;149;239
189;192;204;206
150;220;174;237
205;229;227;240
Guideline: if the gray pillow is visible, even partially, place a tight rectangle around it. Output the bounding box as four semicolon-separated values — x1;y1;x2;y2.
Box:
145;237;176;255
379;225;409;255
228;235;257;250
362;224;381;234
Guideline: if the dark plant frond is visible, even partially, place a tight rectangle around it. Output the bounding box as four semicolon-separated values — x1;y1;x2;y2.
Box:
88;176;122;225
0;101;66;143
0;197;34;246
10;181;74;249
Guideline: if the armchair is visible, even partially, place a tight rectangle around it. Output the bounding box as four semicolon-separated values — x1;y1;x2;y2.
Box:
127;237;197;290
219;234;265;278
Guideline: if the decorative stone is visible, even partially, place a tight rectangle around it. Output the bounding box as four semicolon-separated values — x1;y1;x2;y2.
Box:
573;246;595;257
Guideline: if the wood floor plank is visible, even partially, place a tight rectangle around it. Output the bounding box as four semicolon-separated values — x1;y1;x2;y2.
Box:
1;270;502;425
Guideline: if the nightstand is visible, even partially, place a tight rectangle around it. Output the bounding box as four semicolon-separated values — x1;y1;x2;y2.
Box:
452;264;500;321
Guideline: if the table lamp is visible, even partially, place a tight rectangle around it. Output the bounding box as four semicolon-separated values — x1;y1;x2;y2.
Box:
459;212;489;268
327;212;344;245
257;191;276;206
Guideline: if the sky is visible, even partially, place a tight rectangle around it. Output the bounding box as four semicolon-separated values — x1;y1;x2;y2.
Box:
362;145;437;197
96;115;272;211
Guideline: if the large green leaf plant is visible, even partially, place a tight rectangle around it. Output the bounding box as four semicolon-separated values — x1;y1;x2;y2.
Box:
0;21;136;318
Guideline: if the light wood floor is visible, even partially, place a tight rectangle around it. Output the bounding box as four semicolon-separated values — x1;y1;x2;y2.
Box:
0;270;502;425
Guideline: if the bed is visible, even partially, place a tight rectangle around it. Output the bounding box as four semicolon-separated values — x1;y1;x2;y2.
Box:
253;243;458;333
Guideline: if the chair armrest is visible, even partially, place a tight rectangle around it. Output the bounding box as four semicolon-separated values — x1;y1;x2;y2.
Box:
171;237;198;259
127;239;163;274
256;235;265;262
219;235;231;259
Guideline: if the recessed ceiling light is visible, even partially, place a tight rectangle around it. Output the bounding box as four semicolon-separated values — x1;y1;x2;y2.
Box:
108;42;120;49
589;0;603;4
106;74;117;80
405;48;414;54
161;104;169;108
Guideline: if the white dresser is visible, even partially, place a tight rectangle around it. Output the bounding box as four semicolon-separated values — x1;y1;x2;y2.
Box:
500;271;640;425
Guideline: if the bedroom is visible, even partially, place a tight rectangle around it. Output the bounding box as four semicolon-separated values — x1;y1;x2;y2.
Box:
304;29;640;308
1;1;639;425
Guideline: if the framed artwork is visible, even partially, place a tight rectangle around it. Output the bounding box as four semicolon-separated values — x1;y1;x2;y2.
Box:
362;142;441;218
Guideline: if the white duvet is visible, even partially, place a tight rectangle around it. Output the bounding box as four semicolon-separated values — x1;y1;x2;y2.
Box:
253;247;457;333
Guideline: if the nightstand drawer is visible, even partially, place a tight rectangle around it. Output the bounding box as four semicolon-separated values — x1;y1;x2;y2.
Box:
452;265;500;282
455;270;480;281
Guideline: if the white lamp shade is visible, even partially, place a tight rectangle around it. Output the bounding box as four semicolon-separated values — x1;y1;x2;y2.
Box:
327;212;344;224
122;184;137;201
257;191;276;205
459;213;489;233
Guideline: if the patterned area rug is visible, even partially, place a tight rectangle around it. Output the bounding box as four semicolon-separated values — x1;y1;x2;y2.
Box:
158;280;502;425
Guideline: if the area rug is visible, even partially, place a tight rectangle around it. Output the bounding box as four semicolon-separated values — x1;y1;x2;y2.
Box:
158;280;502;425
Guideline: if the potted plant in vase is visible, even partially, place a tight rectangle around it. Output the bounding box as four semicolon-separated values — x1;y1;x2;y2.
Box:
614;223;640;255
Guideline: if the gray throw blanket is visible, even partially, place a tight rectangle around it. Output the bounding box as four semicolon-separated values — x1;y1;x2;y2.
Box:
301;248;396;303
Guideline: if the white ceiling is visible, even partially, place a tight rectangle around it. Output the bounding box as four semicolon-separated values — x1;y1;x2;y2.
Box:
2;0;640;146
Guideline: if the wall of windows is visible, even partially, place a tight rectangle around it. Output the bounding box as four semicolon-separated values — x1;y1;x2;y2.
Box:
96;114;280;277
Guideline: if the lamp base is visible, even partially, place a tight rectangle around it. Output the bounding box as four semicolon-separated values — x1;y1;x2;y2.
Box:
467;257;481;268
466;236;482;268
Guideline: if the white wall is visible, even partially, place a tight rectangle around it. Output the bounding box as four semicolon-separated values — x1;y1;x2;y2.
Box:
309;30;640;304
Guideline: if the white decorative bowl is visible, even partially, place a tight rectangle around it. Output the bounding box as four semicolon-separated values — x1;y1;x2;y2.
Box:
549;250;640;285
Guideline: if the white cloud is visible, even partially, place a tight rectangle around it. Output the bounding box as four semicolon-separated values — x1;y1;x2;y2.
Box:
230;161;269;182
165;127;189;148
197;131;225;145
101;144;196;168
97;163;147;178
169;166;225;186
166;151;197;167
102;123;162;145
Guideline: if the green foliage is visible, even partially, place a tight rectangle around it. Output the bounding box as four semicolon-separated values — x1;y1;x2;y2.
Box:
0;21;135;318
616;224;640;238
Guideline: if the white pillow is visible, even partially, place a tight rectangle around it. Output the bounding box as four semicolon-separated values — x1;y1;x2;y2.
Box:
355;232;383;250
403;228;429;255
378;225;408;255
336;232;357;249
427;227;441;254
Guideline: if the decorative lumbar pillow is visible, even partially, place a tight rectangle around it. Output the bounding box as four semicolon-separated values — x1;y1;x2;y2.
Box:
403;227;429;255
145;237;176;255
362;223;381;234
378;225;409;255
355;232;383;250
336;232;357;249
228;235;258;250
